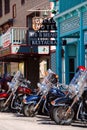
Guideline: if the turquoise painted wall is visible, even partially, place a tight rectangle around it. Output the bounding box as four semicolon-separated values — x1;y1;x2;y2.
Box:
59;0;87;13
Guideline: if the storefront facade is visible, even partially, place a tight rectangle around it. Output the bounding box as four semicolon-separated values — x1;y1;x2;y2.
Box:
0;0;51;87
50;0;87;84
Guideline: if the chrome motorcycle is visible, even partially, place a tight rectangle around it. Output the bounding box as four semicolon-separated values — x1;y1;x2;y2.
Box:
22;69;63;117
0;71;32;112
50;68;87;125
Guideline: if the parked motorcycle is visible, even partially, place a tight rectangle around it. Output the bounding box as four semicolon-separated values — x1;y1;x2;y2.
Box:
50;67;87;125
22;69;66;117
0;71;32;112
0;73;13;92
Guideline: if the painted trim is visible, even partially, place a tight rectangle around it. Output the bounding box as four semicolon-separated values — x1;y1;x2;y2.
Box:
54;1;87;19
79;11;85;65
56;22;62;82
60;29;80;38
49;0;56;2
83;26;87;30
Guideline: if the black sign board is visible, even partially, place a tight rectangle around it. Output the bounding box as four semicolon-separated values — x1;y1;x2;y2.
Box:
31;40;57;45
28;17;57;46
40;18;57;30
29;31;57;38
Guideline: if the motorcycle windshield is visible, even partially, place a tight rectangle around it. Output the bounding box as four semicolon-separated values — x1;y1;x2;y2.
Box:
39;69;58;94
69;69;87;98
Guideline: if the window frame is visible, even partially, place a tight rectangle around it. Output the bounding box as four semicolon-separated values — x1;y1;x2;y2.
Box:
0;0;2;17
21;0;25;5
12;4;16;18
4;0;10;14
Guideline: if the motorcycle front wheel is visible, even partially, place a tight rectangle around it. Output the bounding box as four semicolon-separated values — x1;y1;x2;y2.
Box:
23;104;37;117
49;106;57;121
0;100;9;112
53;106;74;125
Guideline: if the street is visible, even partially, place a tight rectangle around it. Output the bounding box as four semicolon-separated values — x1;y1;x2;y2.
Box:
0;112;86;130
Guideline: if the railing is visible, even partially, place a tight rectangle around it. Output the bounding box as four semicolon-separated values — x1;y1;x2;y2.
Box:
0;27;28;48
11;27;28;44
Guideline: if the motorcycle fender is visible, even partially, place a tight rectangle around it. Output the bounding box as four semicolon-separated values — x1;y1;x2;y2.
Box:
51;96;70;107
23;95;40;104
24;100;37;105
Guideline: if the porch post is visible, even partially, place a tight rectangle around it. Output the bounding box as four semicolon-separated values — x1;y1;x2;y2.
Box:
56;21;62;82
79;11;85;66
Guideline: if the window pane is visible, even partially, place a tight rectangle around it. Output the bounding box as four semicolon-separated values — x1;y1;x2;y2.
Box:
69;58;74;72
69;73;74;82
4;0;10;14
12;4;16;18
0;0;2;17
21;0;25;5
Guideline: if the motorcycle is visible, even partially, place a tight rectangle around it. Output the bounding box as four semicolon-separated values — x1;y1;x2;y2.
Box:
0;71;32;112
0;73;13;92
50;68;87;125
22;69;66;117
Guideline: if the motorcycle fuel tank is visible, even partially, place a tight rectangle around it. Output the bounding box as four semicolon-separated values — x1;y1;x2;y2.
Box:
17;86;32;95
0;92;9;98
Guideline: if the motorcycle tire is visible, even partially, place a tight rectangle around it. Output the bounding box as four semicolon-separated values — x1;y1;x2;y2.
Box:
23;104;37;117
0;100;9;112
53;106;74;125
49;106;57;121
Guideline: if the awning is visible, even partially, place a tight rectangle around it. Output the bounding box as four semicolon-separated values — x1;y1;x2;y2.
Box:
0;45;34;62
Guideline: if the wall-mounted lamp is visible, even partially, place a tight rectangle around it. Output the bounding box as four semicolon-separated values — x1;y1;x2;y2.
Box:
43;10;48;17
51;9;57;14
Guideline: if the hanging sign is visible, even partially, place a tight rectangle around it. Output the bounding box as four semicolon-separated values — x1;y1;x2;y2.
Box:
29;17;57;46
32;17;43;31
2;29;11;48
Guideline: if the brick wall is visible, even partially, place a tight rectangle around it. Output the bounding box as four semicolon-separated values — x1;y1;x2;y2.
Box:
0;0;50;27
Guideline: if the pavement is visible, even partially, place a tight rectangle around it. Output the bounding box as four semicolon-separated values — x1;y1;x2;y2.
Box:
0;112;87;130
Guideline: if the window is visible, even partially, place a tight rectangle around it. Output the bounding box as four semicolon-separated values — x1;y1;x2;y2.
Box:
0;0;2;17
12;4;16;18
21;0;25;5
4;0;10;14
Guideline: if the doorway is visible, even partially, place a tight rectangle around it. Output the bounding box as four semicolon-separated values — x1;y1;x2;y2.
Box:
68;57;76;82
66;44;77;83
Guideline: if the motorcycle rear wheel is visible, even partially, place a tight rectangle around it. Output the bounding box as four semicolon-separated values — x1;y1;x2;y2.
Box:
53;106;74;125
23;104;37;117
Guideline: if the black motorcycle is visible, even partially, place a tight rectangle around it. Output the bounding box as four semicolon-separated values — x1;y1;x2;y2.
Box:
50;69;87;125
22;69;66;117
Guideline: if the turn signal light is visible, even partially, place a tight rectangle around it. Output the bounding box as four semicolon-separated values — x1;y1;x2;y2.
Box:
51;100;55;105
23;99;27;103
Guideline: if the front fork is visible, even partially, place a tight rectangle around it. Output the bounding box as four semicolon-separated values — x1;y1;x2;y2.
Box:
3;92;13;107
33;95;44;112
65;96;78;116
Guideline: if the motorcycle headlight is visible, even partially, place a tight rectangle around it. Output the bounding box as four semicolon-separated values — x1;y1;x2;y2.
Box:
85;100;87;104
